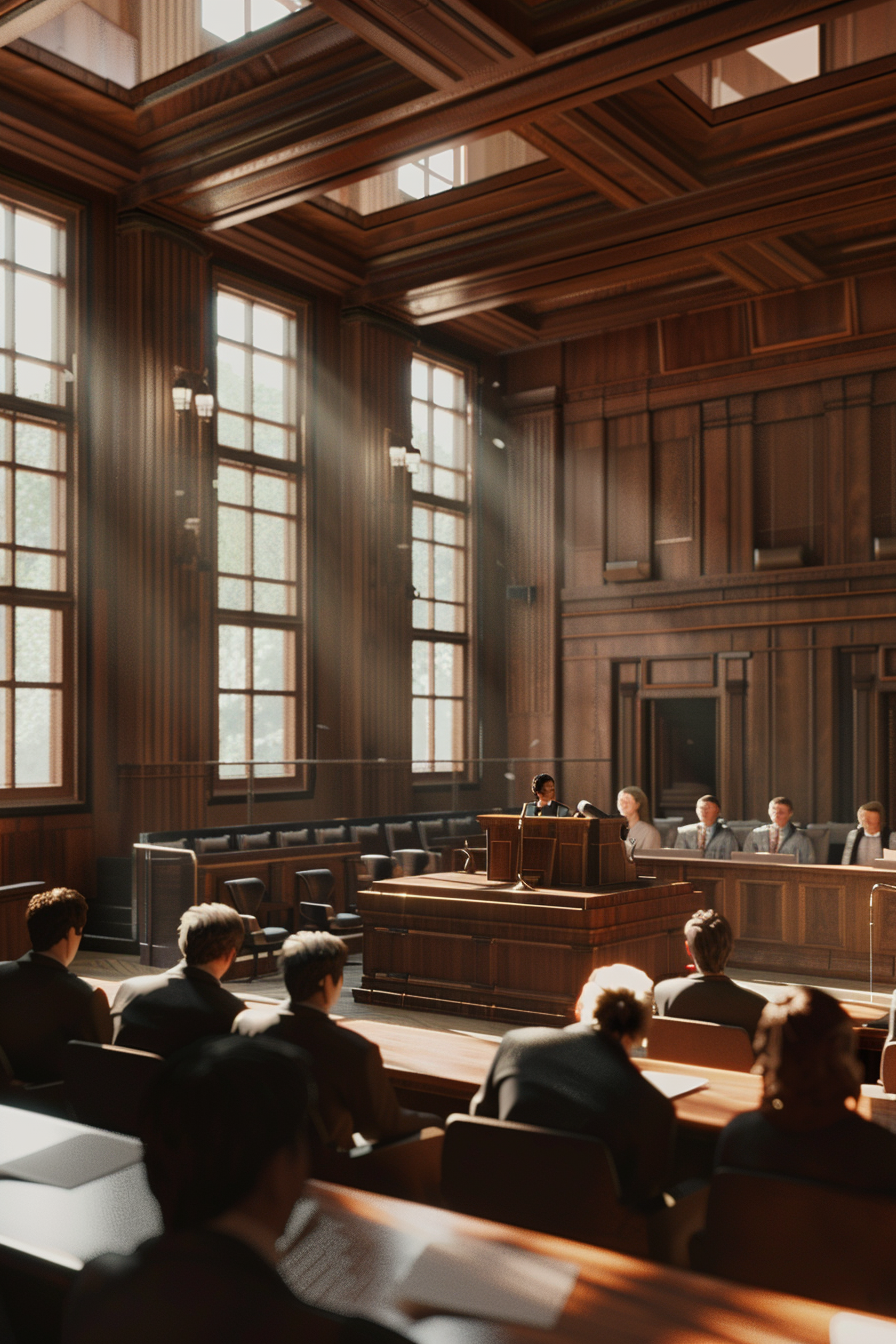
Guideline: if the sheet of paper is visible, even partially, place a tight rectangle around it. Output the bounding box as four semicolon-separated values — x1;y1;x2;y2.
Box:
641;1070;708;1100
398;1238;578;1329
0;1131;143;1188
831;1312;896;1344
0;1103;85;1164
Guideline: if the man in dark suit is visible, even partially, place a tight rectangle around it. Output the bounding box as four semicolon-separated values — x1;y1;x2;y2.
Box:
841;801;896;865
653;908;767;1038
233;931;442;1148
112;903;245;1056
63;1036;409;1344
0;887;112;1082
522;772;570;816
470;964;674;1203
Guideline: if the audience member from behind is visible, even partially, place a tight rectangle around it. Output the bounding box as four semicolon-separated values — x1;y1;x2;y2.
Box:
715;987;896;1195
63;1036;409;1344
744;797;815;862
616;786;662;852
654;909;767;1037
233;931;442;1148
674;796;740;859
842;801;896;866
0;887;111;1083
471;964;675;1203
112;903;245;1057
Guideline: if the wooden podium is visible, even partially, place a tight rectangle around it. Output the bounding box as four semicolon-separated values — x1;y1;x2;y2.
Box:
478;813;636;888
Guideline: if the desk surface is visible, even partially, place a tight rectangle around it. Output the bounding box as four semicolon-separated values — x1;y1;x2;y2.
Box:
0;1144;864;1343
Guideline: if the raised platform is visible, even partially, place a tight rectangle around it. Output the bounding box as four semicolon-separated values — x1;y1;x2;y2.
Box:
352;870;697;1027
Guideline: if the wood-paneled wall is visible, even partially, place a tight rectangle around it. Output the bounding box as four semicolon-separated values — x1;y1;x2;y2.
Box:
505;280;896;824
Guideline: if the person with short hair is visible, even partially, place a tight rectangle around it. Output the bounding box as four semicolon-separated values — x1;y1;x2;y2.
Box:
616;786;662;852
233;931;441;1148
674;796;740;859
841;801;896;866
743;797;815;862
470;964;675;1203
0;887;111;1082
522;773;570;816
63;1036;410;1344
111;903;246;1057
653;909;767;1037
715;987;896;1194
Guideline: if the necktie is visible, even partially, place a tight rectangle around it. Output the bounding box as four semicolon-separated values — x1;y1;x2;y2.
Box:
769;827;779;854
698;825;706;851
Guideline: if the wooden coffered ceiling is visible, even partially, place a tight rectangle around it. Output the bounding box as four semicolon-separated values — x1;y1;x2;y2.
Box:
3;0;896;351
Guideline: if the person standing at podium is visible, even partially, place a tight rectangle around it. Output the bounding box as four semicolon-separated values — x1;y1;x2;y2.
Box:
617;785;662;851
523;773;571;816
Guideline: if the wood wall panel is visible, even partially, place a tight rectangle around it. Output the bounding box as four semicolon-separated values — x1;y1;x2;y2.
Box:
651;404;699;582
564;415;604;590
606;412;650;570
753;414;824;559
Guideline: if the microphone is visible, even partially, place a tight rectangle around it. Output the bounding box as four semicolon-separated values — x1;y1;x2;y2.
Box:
575;800;610;819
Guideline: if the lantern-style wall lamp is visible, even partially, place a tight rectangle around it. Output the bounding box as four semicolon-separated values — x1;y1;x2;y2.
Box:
172;367;215;417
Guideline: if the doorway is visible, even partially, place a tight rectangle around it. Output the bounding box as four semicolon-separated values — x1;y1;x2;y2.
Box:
649;698;717;821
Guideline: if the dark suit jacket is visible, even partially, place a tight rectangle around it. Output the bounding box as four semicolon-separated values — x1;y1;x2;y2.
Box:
111;964;243;1057
653;973;767;1038
716;1108;896;1196
470;1022;675;1203
234;1003;437;1149
0;951;111;1083
63;1227;410;1344
842;827;896;865
522;801;570;816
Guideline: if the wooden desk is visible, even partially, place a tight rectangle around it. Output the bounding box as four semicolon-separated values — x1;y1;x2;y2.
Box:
635;852;896;990
353;871;698;1027
0;1131;871;1344
0;881;45;961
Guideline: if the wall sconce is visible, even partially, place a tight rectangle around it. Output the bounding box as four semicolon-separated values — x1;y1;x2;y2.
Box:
172;367;215;418
389;443;407;467
386;428;421;475
405;447;421;475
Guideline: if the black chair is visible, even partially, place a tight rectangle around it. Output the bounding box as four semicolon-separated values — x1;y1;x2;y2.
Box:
297;869;363;951
62;1040;164;1137
647;1016;755;1072
360;853;393;883
441;1113;706;1265
223;877;290;979
392;848;430;877
0;1042;67;1117
691;1167;896;1315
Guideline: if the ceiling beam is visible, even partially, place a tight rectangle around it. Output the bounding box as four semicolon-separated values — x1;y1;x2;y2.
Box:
117;0;865;225
0;0;77;44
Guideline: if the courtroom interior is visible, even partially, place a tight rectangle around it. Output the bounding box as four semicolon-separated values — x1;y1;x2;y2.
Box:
6;0;896;1339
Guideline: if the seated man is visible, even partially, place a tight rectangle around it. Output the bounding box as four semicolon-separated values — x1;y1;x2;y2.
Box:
674;796;740;859
233;931;442;1148
744;797;815;863
112;903;245;1057
653;908;767;1038
63;1036;409;1344
0;887;112;1082
842;801;896;865
470;964;674;1204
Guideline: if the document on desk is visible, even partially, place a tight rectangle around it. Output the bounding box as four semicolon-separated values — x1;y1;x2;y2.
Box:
640;1071;708;1100
0;1104;142;1187
398;1238;578;1329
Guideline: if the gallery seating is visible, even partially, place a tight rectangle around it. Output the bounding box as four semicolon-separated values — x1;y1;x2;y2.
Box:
691;1167;896;1315
646;1017;755;1072
62;1040;164;1137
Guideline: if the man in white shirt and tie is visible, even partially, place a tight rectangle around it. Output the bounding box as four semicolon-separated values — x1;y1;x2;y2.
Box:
674;795;740;859
841;801;896;866
744;797;815;863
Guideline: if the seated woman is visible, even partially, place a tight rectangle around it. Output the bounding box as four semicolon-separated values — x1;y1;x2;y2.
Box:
522;772;570;816
715;986;896;1195
616;785;662;851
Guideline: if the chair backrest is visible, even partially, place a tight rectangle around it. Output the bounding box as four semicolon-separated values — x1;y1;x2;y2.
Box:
724;820;763;846
447;815;477;836
417;818;446;851
299;901;336;931
0;1234;80;1344
392;848;429;877
62;1040;164;1137
237;830;272;851
223;876;267;916
360;854;393;882
647;1016;755;1072
385;820;419;852
695;1167;896;1315
194;834;232;853
882;1039;896;1091
441;1113;648;1255
655;817;683;847
804;823;830;863
351;823;388;855
315;825;349;845
276;828;311;847
296;868;335;904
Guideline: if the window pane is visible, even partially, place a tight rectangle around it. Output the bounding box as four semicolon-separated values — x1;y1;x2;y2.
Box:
218;692;248;776
15;606;57;682
434;697;456;767
412;640;430;695
413;598;430;628
16;421;60;470
0;466;9;543
0;689;8;788
433;467;461;500
253;471;291;513
253;422;289;459
217;463;251;506
0;549;9;585
253;353;285;422
434;601;460;631
412;696;430;770
218;576;250;610
253;695;289;775
217;292;247;342
254;512;290;581
217;411;249;451
15;214;56;275
412;360;429;400
412;540;430;597
253;626;293;691
16;552;59;590
15;274;55;360
218;506;249;575
432;409;459;468
217;343;248;413
429;149;454;181
398;163;425;199
412;402;429;456
252;303;286;355
433;511;461;545
253;581;289;614
433;642;458;696
15;687;61;786
0;605;8;679
412;506;432;540
218;624;249;689
433;545;458;601
203;0;245;42
15;470;57;549
432;366;459;410
15;360;55;404
250;0;293;31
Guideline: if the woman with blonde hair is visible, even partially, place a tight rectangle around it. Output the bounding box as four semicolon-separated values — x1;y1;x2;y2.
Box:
616;785;662;852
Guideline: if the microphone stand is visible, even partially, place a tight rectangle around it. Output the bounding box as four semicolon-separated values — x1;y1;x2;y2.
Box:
869;883;896;1004
513;801;538;893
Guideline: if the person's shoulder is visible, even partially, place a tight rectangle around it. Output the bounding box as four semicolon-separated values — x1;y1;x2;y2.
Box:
112;973;170;1007
232;1003;286;1036
653;974;693;1005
